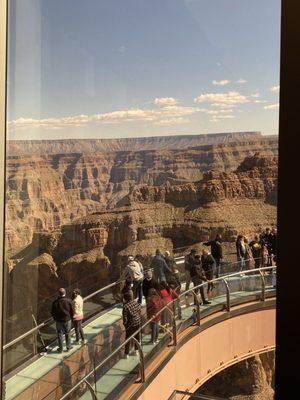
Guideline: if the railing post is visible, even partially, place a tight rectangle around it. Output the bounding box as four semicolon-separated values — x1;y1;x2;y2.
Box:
192;290;201;326
222;279;230;312
167;304;178;347
131;337;145;383
85;380;98;400
259;270;266;301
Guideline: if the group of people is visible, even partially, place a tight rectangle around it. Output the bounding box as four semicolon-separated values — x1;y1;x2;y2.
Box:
51;287;86;353
236;227;277;273
51;227;277;354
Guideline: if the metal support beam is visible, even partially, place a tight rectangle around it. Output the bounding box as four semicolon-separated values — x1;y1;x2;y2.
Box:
0;0;8;397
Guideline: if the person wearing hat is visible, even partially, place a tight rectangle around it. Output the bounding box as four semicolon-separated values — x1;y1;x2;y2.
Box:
184;248;197;292
150;249;172;283
142;269;154;303
120;255;144;304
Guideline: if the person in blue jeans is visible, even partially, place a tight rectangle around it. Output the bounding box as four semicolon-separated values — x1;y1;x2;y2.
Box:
51;288;74;352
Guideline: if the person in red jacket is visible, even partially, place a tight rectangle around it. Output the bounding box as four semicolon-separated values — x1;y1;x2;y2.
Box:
147;288;164;344
160;281;179;326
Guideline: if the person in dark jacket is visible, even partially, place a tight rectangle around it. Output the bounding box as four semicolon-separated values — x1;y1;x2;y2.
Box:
142;269;153;302
164;251;176;284
184;249;197;292
203;234;223;278
150;249;172;283
191;255;210;305
271;228;277;260
260;228;273;266
51;288;74;352
201;249;215;293
122;291;141;358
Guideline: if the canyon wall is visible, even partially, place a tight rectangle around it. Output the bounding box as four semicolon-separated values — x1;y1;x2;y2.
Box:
7;131;266;155
5;152;277;332
198;351;275;400
5;138;277;252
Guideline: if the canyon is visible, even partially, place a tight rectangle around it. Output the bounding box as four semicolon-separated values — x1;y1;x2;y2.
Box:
3;132;278;341
5;133;277;253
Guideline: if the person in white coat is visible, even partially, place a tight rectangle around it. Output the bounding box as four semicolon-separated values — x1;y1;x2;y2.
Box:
72;289;86;344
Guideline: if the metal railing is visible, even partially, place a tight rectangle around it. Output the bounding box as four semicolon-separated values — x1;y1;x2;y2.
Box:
168;390;228;400
3;254;266;353
59;266;276;400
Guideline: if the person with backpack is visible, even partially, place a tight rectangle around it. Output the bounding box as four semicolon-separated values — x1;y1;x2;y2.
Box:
203;234;223;278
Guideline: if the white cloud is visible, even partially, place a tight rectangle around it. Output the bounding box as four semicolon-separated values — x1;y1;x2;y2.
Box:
212;80;230;86
253;100;268;104
154;117;190;126
8;104;204;132
270;85;280;92
154;97;179;106
210;115;236;123
194;91;249;106
251;92;260;98
236;79;247;84
264;103;279;110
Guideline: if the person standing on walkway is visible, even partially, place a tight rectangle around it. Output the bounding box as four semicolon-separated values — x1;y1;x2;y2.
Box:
203;234;223;278
190;255;211;305
150;249;172;283
243;237;252;270
249;235;262;268
201;249;215;294
72;289;86;345
184;248;197;292
122;291;141;358
147;288;164;344
142;269;154;303
236;235;247;274
51;288;74;352
121;256;144;304
164;251;176;284
260;227;273;266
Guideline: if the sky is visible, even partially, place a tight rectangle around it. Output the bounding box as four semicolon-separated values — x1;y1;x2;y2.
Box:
7;0;281;140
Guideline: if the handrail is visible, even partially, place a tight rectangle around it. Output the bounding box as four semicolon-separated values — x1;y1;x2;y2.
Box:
2;256;272;351
2;277;126;351
59;266;276;400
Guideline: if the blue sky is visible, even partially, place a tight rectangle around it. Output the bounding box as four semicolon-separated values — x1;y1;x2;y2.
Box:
7;0;281;140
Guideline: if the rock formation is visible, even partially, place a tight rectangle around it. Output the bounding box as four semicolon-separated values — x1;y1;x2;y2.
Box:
198;351;275;399
5;138;277;252
7;131;267;155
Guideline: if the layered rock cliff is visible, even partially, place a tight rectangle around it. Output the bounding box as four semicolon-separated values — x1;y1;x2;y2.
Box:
5;152;277;335
7;131;266;155
198;351;275;400
5;138;277;252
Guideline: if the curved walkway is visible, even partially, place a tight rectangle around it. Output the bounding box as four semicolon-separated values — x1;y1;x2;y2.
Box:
3;269;276;400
